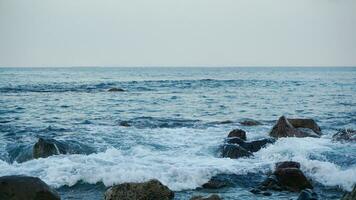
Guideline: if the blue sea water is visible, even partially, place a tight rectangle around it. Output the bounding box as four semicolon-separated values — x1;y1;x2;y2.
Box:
0;67;355;200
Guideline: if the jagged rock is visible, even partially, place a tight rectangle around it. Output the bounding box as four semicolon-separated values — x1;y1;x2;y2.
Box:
221;144;252;159
104;179;174;200
33;138;64;159
287;118;321;135
190;194;222;200
269;116;319;138
240;119;262;126
341;185;356;200
227;129;246;140
0;175;60;200
333;129;356;142
227;138;275;153
108;88;125;92
297;189;318;200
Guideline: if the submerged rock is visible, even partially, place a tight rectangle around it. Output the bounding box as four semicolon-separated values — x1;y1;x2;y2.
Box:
240;119;262;126
269;116;320;138
221;144;252;159
341;185;356;200
297;189;318;200
190;194;221;200
332;129;356;142
104;179;174;200
108;87;125;92
258;161;313;192
0;175;60;200
33;138;64;159
227;129;246;140
287;118;321;135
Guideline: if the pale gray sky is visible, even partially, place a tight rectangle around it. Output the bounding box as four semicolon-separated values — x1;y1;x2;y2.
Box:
0;0;355;67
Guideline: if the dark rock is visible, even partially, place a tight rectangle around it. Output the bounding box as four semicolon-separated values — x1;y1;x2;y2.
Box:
242;138;276;153
287;118;322;135
332;129;356;142
119;121;131;127
0;175;60;200
190;194;221;200
227;129;246;140
221;144;252;159
104;179;174;200
202;179;228;189
219;120;233;124
341;185;356;200
297;189;318;200
274;167;313;192
226;137;245;146
108;88;125;92
33;138;64;159
240;119;262;126
275;161;301;170
269;116;319;138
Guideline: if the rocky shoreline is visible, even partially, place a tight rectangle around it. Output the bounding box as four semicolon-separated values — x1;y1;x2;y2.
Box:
1;116;355;200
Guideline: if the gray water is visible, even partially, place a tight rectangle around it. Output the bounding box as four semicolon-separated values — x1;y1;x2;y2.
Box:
0;67;355;199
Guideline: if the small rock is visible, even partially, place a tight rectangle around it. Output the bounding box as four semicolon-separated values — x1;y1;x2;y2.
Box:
227;129;246;140
119;121;131;127
108;88;125;92
341;185;356;200
297;189;318;200
332;129;356;142
0;175;60;200
33;138;63;159
240;119;262;126
221;144;252;159
104;179;174;200
190;194;222;200
219;120;233;124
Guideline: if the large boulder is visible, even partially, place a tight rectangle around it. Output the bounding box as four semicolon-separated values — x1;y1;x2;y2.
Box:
341;185;356;200
190;194;221;200
33;138;64;159
0;175;60;200
104;179;174;200
287;118;321;135
333;129;356;142
221;144;252;159
258;161;313;192
227;129;246;140
269;116;320;138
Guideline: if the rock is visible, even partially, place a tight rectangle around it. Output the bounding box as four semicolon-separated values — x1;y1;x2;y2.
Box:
119;121;131;127
227;138;275;153
104;179;174;200
33;138;64;159
0;175;60;200
269;116;318;138
240;119;262;126
287;118;322;135
108;88;125;92
218;120;233;124
190;194;222;200
341;185;356;200
227;129;246;140
332;129;356;142
202;179;228;189
258;161;313;192
221;144;252;159
275;161;301;170
297;189;318;200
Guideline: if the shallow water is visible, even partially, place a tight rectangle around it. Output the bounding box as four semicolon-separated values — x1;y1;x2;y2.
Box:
0;67;355;199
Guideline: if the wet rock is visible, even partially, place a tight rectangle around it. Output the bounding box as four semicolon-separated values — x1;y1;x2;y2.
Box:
287;118;322;135
221;144;252;159
104;179;174;200
190;194;221;200
240;119;262;126
227;129;246;140
332;129;356;142
0;175;60;200
202;179;228;189
297;189;318;200
108;88;125;92
258;161;313;192
227;137;275;153
269;116;319;138
119;121;131;127
33;138;65;159
218;120;233;124
341;185;356;200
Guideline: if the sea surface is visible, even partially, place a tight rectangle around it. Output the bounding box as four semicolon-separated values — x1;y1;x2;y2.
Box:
0;67;355;200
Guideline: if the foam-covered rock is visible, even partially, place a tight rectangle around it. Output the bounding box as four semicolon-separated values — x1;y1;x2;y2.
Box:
333;129;356;142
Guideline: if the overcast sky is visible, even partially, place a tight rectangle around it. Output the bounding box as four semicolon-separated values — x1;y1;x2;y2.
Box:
0;0;355;67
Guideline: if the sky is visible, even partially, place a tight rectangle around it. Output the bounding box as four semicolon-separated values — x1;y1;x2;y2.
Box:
0;0;355;67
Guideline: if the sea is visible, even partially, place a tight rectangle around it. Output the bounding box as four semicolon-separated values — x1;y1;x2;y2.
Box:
0;67;355;200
